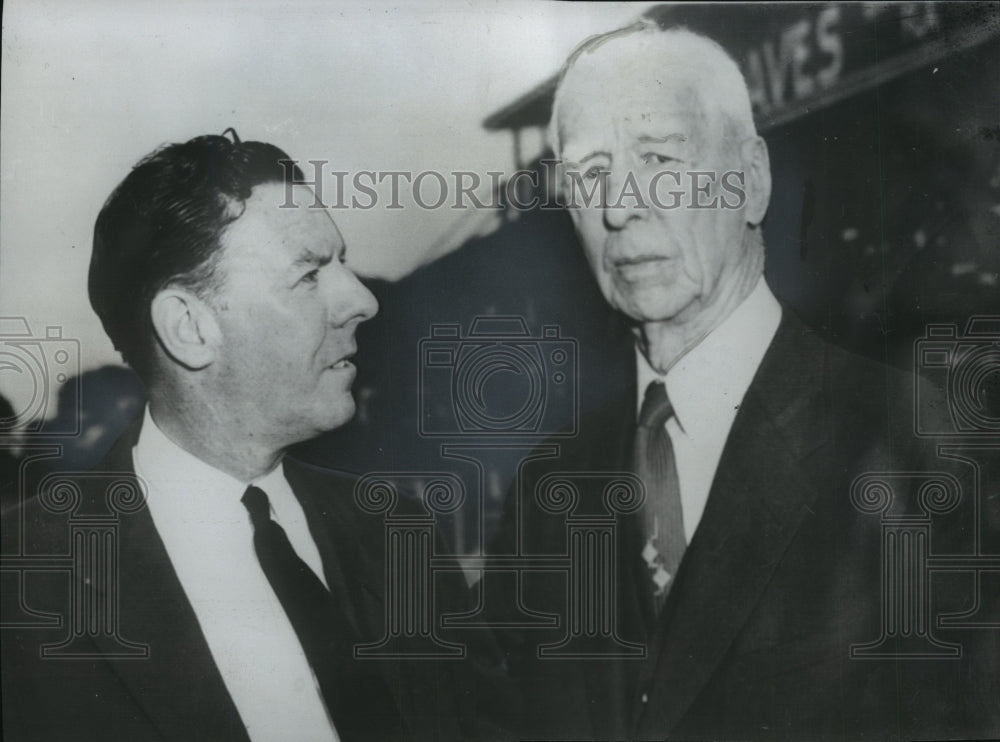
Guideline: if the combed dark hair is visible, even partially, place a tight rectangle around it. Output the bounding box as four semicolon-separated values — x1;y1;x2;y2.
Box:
89;133;304;381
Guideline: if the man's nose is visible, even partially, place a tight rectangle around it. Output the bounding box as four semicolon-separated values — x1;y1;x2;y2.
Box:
602;168;646;231
327;267;379;326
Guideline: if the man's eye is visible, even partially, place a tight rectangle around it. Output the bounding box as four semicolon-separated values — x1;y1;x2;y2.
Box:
301;269;320;285
583;165;608;180
643;153;676;165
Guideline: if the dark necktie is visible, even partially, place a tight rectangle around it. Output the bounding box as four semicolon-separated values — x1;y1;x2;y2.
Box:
242;485;403;741
633;381;687;614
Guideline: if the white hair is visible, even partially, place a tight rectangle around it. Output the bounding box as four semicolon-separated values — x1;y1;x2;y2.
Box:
547;21;756;157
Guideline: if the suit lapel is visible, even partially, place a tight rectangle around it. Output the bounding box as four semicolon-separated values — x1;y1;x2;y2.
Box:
85;418;249;741
633;311;832;738
283;460;384;641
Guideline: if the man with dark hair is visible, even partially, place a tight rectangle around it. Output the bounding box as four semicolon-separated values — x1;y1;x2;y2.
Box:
490;23;999;741
2;133;500;741
88;135;304;381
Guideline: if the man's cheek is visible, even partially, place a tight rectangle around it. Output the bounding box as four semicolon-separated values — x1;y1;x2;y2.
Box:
577;233;603;266
575;214;604;243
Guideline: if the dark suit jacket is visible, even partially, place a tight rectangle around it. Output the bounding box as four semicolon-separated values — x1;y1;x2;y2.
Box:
490;309;999;741
1;417;508;741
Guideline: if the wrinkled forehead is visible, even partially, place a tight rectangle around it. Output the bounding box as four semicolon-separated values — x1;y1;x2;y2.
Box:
218;183;344;266
555;35;722;155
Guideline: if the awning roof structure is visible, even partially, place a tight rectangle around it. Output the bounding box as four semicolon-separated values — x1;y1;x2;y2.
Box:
483;2;1000;133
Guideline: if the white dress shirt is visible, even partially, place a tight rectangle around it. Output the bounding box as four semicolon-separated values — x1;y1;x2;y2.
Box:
132;406;339;742
636;277;782;542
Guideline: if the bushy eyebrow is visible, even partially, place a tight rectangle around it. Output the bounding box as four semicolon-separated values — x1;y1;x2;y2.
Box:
564;133;689;166
291;247;335;269
637;133;688;145
564;150;608;167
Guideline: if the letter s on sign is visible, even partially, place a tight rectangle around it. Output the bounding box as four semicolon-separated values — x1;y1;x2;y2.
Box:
816;5;843;89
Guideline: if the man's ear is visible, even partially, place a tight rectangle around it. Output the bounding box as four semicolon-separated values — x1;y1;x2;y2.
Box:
149;287;220;371
742;136;772;226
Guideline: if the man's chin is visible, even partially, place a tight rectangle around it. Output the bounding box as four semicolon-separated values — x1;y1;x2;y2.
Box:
615;291;694;326
324;401;356;432
300;398;357;440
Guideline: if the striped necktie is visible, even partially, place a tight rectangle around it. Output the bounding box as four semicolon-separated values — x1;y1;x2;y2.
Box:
633;381;686;613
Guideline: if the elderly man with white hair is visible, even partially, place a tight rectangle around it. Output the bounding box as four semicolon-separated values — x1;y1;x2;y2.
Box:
490;21;999;741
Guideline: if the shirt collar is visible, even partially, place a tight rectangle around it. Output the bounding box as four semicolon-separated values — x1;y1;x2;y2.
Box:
636;277;782;436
